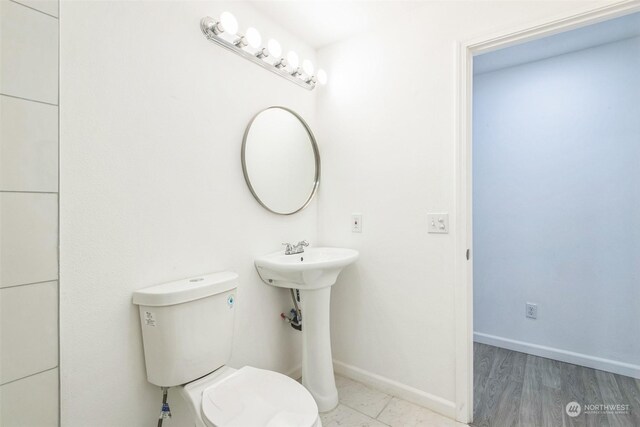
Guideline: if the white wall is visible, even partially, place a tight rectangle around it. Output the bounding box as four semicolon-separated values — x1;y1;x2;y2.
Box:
59;1;317;425
473;36;640;377
315;0;615;417
1;0;59;425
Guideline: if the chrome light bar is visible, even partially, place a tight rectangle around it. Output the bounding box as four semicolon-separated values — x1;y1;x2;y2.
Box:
200;14;327;91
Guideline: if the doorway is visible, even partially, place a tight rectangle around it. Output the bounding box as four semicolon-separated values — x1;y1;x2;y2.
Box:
454;2;640;425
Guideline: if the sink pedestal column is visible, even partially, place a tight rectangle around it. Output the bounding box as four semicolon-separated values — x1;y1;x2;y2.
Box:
300;286;338;412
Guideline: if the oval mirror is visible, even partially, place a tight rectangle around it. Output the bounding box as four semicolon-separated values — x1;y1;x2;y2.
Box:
242;107;320;215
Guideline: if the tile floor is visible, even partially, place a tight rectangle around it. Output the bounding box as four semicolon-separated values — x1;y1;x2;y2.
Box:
319;375;468;427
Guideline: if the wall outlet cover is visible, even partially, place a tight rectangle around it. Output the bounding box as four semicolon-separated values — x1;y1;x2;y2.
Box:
351;214;362;233
526;302;538;319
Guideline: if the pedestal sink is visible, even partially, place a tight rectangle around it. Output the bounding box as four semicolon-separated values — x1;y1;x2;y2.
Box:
255;247;359;412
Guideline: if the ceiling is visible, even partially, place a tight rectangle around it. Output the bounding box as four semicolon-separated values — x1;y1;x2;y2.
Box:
474;11;640;74
249;0;424;49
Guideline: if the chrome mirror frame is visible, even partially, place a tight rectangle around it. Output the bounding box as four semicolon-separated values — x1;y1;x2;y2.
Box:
241;106;321;215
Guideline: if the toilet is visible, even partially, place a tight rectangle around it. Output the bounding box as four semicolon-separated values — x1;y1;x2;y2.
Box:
132;271;321;427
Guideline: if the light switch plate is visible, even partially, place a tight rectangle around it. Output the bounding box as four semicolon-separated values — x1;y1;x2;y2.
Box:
427;213;449;234
352;214;362;233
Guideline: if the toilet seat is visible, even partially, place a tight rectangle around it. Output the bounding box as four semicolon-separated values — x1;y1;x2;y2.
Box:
201;366;319;427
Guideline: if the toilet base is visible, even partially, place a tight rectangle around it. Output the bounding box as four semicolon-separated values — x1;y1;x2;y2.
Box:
178;366;322;426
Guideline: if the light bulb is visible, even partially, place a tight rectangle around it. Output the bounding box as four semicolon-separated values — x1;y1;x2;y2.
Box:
245;27;261;49
302;59;314;76
220;11;238;35
317;69;328;85
287;51;299;69
267;39;282;58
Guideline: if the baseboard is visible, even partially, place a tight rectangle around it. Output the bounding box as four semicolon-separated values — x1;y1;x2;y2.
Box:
332;359;457;420
474;332;640;379
285;363;302;380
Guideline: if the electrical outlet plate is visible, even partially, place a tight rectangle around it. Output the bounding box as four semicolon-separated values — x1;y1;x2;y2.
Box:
351;214;362;233
526;303;538;319
427;213;449;234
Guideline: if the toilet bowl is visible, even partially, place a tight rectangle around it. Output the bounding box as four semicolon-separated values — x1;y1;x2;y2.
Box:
179;366;321;427
133;272;322;427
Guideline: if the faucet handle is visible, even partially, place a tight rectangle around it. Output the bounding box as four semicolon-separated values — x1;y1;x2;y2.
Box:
282;242;293;254
297;240;309;247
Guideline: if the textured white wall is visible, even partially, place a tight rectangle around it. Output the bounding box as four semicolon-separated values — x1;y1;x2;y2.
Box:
59;1;317;425
316;0;614;411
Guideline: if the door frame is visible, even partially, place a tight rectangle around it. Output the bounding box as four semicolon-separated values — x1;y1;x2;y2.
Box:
453;0;640;422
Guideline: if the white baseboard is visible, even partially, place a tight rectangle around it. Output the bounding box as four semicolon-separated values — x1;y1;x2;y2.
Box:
474;332;640;379
286;363;302;380
332;359;457;420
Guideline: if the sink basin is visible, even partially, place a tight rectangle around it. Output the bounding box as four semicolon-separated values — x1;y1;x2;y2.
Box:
255;246;358;413
255;247;359;290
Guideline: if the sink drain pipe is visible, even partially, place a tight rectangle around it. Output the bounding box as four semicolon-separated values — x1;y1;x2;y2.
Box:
291;289;301;320
280;288;302;331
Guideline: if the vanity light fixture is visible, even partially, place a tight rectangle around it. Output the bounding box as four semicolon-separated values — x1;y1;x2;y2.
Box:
246;27;261;49
200;12;326;90
267;39;282;57
287;51;302;77
274;58;288;69
255;48;269;59
287;52;303;77
220;12;238;35
317;69;328;85
302;60;315;84
234;35;248;48
267;39;287;67
201;16;224;35
302;59;314;76
287;51;299;69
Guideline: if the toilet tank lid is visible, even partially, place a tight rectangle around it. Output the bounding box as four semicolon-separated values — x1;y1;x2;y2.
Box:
132;271;238;307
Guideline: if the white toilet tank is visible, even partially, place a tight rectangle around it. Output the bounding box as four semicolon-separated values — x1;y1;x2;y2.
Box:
132;271;238;387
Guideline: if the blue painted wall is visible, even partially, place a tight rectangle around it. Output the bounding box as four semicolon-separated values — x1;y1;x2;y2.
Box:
473;36;640;370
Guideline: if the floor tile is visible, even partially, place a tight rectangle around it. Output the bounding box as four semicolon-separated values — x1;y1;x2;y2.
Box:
377;397;464;427
321;404;388;427
336;375;392;418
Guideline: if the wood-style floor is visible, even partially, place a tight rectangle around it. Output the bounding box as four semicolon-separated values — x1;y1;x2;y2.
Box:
472;342;640;427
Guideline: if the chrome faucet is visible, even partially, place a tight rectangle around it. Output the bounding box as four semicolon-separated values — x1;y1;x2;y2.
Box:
282;240;309;255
